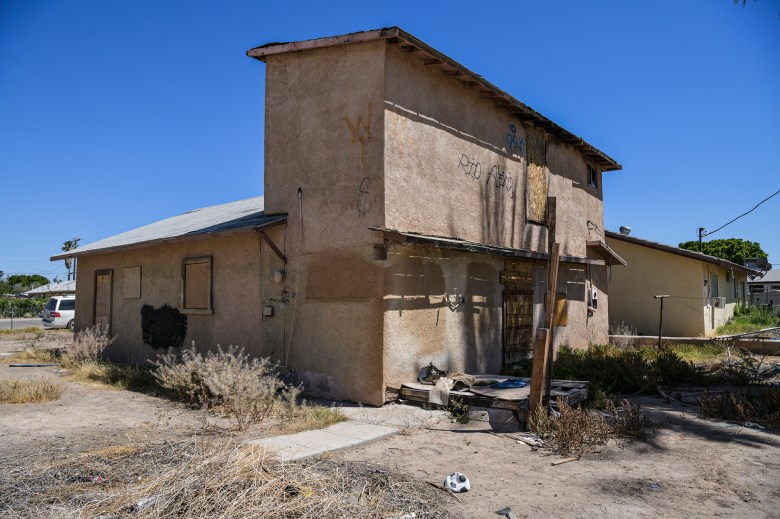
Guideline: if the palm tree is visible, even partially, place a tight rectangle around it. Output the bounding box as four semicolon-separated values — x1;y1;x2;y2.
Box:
62;238;81;281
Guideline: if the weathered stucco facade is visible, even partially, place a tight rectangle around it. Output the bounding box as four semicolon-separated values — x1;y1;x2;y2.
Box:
254;28;621;403
606;232;753;337
60;28;622;406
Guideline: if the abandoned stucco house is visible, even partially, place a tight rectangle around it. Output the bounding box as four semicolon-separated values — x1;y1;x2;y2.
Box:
606;230;758;337
53;28;623;405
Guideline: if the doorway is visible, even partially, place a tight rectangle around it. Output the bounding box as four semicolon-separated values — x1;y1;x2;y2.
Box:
94;269;113;332
501;259;534;369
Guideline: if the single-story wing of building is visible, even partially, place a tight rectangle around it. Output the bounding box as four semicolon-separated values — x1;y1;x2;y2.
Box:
53;27;625;405
606;230;759;338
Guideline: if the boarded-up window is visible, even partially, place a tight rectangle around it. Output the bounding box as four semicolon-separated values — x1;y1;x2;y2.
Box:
123;266;141;299
553;293;568;327
525;124;548;223
182;257;212;314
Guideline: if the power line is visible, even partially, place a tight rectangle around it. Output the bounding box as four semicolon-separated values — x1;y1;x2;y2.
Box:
704;187;780;238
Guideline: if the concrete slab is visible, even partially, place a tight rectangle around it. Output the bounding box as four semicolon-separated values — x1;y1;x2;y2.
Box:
246;421;397;462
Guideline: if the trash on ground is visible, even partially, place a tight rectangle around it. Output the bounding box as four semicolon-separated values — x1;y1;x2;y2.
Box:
444;472;470;493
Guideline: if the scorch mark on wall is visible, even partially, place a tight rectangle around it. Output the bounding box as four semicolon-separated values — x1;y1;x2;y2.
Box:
505;123;525;155
457;154;514;198
343;103;374;145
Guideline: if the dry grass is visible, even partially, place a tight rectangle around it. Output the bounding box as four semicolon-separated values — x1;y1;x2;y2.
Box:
0;376;63;404
0;437;451;518
276;403;347;434
0;327;48;336
2;346;60;364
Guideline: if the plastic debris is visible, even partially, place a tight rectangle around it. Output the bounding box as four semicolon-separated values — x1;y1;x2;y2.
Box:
444;472;470;493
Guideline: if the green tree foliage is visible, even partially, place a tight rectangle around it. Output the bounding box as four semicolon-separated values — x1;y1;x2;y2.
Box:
6;275;51;291
678;238;768;265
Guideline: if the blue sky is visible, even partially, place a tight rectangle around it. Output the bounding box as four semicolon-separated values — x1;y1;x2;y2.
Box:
1;0;778;280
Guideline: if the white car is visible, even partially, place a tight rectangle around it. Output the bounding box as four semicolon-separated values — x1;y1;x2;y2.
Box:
42;296;76;330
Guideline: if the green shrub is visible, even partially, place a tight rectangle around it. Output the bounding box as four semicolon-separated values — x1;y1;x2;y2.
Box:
553;344;705;399
0;297;47;318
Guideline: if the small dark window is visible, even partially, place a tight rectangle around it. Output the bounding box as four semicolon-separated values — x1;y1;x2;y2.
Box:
45;298;57;310
59;299;75;311
588;165;598;188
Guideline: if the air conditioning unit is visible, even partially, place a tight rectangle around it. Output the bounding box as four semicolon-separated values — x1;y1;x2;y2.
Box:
712;297;726;308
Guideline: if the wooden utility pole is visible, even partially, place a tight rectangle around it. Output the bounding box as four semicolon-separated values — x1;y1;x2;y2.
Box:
654;295;670;348
529;197;560;412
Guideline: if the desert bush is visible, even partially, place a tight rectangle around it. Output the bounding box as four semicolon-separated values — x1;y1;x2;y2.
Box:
528;398;611;457
0;376;63;403
65;326;115;365
609;321;637;348
153;344;305;431
699;387;780;429
604;399;652;440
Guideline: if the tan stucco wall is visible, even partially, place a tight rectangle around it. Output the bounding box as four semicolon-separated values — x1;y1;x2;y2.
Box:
262;41;388;405
607;238;744;337
74;231;268;362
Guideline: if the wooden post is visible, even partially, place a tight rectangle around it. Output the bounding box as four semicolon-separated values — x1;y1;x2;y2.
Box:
543;242;560;405
529;197;560;410
528;328;549;413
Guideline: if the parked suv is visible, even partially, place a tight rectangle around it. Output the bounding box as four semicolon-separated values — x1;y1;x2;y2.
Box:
42;296;76;330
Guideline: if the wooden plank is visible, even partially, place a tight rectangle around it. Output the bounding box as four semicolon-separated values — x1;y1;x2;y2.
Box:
528;328;549;413
258;229;288;264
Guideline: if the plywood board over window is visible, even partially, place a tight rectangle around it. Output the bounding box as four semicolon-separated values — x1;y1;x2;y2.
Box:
524;124;548;223
182;256;212;314
123;266;141;299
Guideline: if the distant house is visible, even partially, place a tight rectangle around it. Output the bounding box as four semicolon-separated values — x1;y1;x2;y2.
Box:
746;269;780;307
23;280;76;298
606;231;759;337
52;27;623;405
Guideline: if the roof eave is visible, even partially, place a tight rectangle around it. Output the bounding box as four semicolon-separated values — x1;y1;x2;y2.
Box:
247;27;621;172
605;231;761;276
50;216;287;262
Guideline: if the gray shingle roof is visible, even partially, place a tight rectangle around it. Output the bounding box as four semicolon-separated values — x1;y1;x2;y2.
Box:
749;269;780;284
23;280;76;295
52;196;285;260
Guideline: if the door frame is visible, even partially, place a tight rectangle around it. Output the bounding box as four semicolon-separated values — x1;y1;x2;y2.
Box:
93;269;114;333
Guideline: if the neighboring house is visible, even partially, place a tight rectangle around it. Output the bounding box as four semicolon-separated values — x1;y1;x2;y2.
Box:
52;27;623;405
606;231;759;338
23;280;76;298
746;269;780;294
746;268;780;307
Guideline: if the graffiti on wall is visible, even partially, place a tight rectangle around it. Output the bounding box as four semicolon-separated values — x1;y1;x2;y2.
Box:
344;103;375;217
357;176;372;216
505;123;525;155
457;154;514;198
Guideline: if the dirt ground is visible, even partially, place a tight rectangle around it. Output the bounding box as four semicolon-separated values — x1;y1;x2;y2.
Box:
1;333;779;518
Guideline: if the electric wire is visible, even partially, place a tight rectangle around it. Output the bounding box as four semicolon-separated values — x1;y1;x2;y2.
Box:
704;187;780;237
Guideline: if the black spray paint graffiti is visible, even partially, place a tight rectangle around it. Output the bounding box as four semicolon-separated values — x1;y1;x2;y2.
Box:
357;176;372;216
505;123;525;155
458;154;482;180
456;154;514;198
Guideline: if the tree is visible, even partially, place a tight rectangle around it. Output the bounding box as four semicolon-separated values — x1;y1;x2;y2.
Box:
678;238;768;265
62;238;81;281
